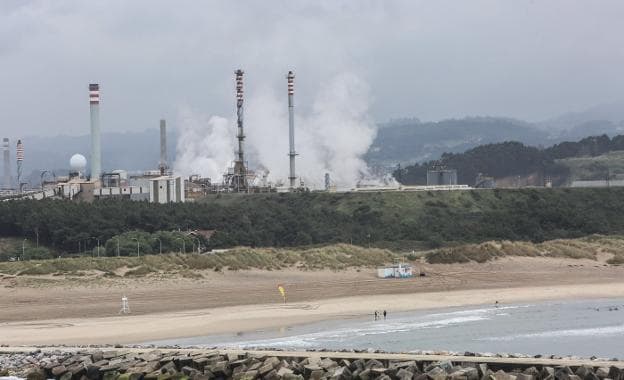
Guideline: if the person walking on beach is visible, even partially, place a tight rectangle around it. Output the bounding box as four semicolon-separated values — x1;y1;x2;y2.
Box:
374;311;378;320
383;310;387;319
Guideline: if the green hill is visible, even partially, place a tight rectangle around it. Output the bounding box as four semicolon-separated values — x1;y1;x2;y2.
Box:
2;188;624;258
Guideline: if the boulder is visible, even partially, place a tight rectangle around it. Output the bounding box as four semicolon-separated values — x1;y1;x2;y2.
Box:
92;352;104;363
320;359;338;371
282;374;304;380
364;360;384;370
596;368;610;379
25;368;46;380
191;358;209;371
396;368;414;380
102;371;120;380
331;366;352;380
52;365;68;377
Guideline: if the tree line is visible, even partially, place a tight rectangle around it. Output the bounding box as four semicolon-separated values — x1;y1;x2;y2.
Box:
396;134;624;185
2;188;624;260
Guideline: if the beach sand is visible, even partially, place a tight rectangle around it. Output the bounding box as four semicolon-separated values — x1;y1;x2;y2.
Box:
1;256;623;345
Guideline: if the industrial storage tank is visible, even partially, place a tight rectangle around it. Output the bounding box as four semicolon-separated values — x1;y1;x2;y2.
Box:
427;169;458;186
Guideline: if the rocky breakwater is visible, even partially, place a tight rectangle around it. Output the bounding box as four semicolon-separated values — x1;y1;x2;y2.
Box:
1;349;623;380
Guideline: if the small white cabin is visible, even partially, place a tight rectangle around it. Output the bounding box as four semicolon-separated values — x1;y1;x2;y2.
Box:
377;263;413;278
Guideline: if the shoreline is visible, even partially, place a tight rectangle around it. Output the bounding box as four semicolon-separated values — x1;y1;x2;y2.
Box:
1;282;624;346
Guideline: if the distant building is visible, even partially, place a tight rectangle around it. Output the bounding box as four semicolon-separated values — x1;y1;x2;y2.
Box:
427;169;457;186
149;176;185;203
475;173;496;188
569;179;624;188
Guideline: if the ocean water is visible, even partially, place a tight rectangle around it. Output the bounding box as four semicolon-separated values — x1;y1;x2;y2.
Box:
148;298;624;358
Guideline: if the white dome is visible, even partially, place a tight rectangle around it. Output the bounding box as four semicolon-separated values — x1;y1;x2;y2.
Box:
70;154;87;171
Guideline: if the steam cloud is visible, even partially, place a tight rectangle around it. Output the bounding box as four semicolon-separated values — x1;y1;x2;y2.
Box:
174;73;378;189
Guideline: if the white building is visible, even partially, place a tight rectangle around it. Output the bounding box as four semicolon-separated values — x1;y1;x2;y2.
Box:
149;176;185;203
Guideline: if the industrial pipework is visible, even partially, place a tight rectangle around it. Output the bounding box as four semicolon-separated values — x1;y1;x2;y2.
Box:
287;71;297;190
89;84;101;182
159;119;167;175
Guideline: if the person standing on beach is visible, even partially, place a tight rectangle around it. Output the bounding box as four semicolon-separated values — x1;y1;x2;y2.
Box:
383;310;387;319
374;311;378;320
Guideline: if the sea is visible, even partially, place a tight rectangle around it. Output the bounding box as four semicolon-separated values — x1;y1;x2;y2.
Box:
148;298;624;358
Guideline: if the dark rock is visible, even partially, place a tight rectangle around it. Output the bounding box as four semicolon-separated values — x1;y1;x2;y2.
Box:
396;368;414;380
210;361;231;378
357;368;371;380
575;367;592;378
331;366;352;380
173;355;193;369
52;365;68;377
608;367;622;380
26;368;46;380
160;362;177;375
320;358;338;370
67;362;87;379
102;352;119;361
364;360;384;370
282;374;304;380
102;371;120;380
192;358;209;371
596;368;610;379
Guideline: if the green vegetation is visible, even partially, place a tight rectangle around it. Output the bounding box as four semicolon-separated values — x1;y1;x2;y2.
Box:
3;188;624;259
396;134;624;185
425;235;624;264
557;150;624;180
0;237;57;261
0;244;396;276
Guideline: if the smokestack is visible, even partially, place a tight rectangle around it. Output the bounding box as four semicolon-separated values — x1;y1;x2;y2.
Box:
16;139;23;193
235;70;245;167
2;138;9;190
89;83;101;182
229;69;248;192
287;71;297;190
159;119;167;175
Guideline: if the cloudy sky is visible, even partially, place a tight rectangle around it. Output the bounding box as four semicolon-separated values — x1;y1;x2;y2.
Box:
1;0;624;138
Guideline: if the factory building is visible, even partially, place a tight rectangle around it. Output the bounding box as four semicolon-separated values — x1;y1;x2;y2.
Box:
149;176;185;203
427;168;458;186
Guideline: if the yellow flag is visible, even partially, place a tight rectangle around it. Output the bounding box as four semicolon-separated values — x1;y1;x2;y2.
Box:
277;284;286;301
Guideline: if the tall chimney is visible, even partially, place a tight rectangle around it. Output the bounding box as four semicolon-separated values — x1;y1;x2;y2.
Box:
287;71;297;190
2;138;9;190
89;83;101;182
230;69;248;192
159;119;167;175
16;139;23;193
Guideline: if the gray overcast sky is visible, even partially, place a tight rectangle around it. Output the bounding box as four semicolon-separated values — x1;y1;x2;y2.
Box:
1;0;623;138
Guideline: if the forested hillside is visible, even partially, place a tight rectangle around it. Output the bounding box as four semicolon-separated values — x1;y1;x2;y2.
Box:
396;134;624;185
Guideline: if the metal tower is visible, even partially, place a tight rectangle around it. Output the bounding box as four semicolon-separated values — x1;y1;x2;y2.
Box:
287;71;297;190
228;69;249;192
16;140;23;193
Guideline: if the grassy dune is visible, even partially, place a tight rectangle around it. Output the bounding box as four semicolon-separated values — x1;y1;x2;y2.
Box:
0;244;397;276
425;235;624;264
0;236;622;278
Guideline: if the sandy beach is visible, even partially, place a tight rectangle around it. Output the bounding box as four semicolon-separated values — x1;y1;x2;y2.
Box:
1;256;624;345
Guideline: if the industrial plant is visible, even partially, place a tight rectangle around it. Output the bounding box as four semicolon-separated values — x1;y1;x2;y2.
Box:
1;69;487;203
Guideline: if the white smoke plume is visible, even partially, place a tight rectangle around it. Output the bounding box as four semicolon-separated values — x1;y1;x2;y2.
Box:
174;73;378;189
173;108;235;181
